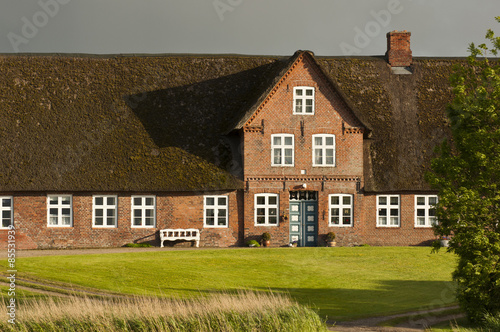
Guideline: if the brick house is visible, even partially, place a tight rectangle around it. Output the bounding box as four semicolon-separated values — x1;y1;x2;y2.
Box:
1;31;457;249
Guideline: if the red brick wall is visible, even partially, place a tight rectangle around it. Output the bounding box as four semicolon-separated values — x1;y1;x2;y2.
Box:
361;193;436;246
0;191;241;250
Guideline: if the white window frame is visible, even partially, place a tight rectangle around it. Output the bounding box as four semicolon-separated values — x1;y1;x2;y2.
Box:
377;195;400;227
204;195;228;228
415;195;438;227
47;195;73;227
271;134;294;167
329;194;353;227
131;195;156;228
254;193;279;226
313;134;336;167
1;196;13;229
93;195;118;228
293;86;315;115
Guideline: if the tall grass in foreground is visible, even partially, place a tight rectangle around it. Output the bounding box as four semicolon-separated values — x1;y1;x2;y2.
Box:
2;291;327;332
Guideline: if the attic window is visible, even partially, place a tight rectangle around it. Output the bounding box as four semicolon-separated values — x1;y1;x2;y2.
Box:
293;87;315;115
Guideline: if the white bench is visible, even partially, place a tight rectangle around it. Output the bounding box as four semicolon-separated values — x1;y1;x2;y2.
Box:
160;228;200;248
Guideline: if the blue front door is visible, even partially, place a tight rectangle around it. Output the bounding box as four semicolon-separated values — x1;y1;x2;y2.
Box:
289;200;318;247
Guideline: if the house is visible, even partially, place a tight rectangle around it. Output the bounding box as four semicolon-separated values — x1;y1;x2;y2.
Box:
0;31;459;249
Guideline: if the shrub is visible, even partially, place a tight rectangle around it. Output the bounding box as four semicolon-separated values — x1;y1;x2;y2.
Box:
124;243;153;248
246;240;260;247
261;232;271;241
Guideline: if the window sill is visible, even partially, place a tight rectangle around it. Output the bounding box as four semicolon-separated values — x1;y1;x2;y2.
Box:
203;225;228;228
254;224;279;227
376;226;401;228
131;226;156;229
92;226;117;229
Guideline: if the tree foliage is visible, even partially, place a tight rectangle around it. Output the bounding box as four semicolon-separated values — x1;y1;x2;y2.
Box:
426;17;500;323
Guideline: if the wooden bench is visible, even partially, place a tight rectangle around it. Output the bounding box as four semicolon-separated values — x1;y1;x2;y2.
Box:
160;228;200;248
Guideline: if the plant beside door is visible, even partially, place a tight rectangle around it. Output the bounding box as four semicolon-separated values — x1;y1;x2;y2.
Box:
325;232;336;247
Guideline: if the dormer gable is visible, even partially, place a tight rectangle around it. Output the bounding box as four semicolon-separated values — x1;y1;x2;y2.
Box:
230;50;369;136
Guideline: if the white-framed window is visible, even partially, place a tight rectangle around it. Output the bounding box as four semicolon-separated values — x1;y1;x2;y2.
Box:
1;197;13;229
47;195;72;227
313;134;336;166
93;195;118;227
255;194;279;226
131;196;156;228
329;194;353;226
415;195;438;227
293;86;315;114
377;195;400;227
271;134;294;166
204;195;228;228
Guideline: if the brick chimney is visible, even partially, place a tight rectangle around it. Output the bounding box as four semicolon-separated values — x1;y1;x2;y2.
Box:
386;30;412;67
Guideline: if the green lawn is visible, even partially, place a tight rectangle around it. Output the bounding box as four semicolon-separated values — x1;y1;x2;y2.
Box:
2;247;457;320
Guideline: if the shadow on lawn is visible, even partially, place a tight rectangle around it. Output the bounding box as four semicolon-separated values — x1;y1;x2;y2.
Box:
163;280;457;320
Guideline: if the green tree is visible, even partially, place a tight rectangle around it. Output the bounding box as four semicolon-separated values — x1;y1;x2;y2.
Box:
427;17;500;324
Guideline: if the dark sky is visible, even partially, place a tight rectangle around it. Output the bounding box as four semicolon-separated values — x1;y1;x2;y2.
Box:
1;0;499;56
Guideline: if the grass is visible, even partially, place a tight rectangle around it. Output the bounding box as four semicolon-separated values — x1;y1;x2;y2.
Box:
0;291;328;331
1;247;457;320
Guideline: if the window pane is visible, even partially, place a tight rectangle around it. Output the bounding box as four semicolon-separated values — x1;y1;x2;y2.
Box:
145;218;154;226
390;197;398;205
133;218;142;226
429;197;437;205
145;197;154;206
331;217;339;225
429;209;436;217
268;196;277;205
379;196;387;205
206;209;214;217
314;137;322;146
315;149;322;164
217;217;226;226
284;154;293;165
343;208;351;216
417;209;425;217
133;197;142;206
134;210;142;217
107;197;115;205
295;89;303;96
306;99;313;106
218;209;226;217
2;198;11;207
62;216;71;225
284;136;293;146
49;197;58;205
390;217;399;225
417;217;425;225
2;219;11;228
306;105;313;113
206;197;215;206
218;197;226;205
273;136;281;145
379;208;387;216
61;208;70;216
416;197;425;205
95;217;103;226
95;197;104;205
95;209;103;217
107;209;115;217
106;218;115;226
256;196;265;205
145;209;153;217
379;217;387;225
61;197;71;205
256;216;265;224
325;136;334;146
331;208;339;216
295;100;302;113
206;217;215;226
273;149;281;164
342;217;351;225
305;89;313;96
256;208;266;216
331;196;339;205
343;196;351;205
390;208;398;216
268;216;278;224
268;208;277;216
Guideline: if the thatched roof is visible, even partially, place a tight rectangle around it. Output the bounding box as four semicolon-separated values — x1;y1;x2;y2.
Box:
0;52;459;192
